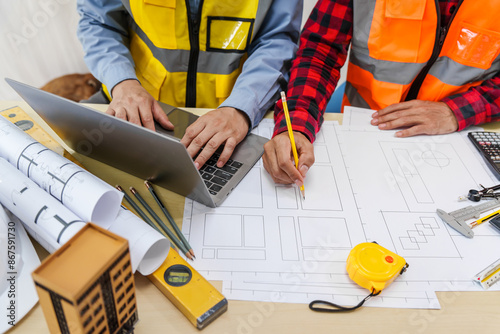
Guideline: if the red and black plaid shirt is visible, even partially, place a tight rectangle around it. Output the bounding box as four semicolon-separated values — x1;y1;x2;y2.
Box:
274;0;500;141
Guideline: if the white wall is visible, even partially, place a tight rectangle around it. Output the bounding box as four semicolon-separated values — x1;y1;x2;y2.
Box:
0;0;89;100
0;0;333;101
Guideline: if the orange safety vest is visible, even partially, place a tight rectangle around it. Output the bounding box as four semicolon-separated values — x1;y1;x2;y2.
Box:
104;0;272;108
343;0;500;111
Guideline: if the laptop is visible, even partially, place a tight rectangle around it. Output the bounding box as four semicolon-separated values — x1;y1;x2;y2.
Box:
6;78;268;207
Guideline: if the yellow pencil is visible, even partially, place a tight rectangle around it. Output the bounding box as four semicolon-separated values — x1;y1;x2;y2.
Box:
281;91;305;200
471;209;500;228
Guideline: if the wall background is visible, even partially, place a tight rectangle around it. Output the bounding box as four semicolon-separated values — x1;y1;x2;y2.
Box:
0;0;330;101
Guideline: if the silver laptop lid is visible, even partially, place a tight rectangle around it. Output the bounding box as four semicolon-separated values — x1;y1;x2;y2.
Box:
6;78;267;207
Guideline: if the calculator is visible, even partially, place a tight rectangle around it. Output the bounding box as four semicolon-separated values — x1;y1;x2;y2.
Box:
468;131;500;179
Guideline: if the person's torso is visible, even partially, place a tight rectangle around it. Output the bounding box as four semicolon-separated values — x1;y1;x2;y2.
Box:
344;0;500;110
120;0;273;108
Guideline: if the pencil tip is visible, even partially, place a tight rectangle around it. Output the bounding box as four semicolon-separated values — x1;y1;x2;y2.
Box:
129;187;137;194
144;180;151;188
116;185;123;191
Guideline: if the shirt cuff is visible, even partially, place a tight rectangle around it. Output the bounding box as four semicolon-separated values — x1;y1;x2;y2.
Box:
101;63;138;97
272;99;318;143
442;96;484;131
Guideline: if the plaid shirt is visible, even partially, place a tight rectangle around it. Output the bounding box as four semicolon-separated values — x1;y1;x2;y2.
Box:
274;0;500;142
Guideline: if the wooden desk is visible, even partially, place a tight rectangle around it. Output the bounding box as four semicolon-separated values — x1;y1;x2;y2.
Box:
4;100;500;334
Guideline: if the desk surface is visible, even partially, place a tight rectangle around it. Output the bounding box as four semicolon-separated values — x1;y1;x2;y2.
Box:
4;100;500;334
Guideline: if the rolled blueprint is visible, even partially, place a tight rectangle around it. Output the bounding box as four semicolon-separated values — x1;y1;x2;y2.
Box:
0;115;122;225
0;158;86;246
108;208;170;275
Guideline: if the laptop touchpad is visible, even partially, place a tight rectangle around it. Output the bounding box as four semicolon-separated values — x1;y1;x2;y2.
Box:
155;108;199;140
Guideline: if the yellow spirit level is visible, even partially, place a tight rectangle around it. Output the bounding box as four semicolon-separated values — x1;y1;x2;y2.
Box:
346;242;409;294
148;248;227;329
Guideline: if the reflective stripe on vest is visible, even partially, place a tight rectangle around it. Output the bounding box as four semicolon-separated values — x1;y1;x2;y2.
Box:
344;0;500;110
109;0;272;108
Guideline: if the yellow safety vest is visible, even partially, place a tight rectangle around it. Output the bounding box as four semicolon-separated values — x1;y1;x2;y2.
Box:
104;0;272;108
343;0;500;110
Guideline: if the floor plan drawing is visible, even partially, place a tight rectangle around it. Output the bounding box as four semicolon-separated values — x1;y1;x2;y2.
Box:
182;120;500;309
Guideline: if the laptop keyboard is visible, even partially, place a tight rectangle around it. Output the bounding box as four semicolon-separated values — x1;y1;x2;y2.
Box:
199;152;244;195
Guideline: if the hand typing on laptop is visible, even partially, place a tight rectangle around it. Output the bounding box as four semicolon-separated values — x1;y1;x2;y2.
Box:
109;80;174;131
109;80;250;170
181;107;250;170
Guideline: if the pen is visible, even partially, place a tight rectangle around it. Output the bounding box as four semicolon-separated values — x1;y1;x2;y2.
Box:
470;209;500;228
129;187;193;260
145;181;195;259
281;91;305;200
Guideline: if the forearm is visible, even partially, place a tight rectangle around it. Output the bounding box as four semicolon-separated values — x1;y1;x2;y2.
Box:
77;0;137;94
219;0;302;129
443;75;500;130
273;0;353;142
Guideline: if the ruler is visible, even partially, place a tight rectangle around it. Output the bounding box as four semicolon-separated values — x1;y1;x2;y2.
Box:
473;258;500;289
0;106;81;166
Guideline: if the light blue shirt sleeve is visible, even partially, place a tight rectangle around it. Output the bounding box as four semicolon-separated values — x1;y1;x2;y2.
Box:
77;0;137;95
77;0;302;123
219;0;302;129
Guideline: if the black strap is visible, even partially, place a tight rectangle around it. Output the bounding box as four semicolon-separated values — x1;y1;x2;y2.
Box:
309;290;381;313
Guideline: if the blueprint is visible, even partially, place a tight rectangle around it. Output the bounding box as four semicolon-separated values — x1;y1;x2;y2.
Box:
0;115;122;225
183;119;500;309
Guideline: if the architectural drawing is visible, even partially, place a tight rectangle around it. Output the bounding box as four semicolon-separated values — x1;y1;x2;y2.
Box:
0;115;122;225
183;119;500;309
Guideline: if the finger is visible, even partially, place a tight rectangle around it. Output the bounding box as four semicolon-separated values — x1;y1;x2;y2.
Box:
114;106;130;121
263;142;295;184
217;137;238;167
181;120;207;149
125;106;142;126
276;145;304;185
138;102;155;131
106;106;116;116
395;124;428;137
193;134;223;169
377;100;415;116
185;124;216;159
297;149;314;178
152;101;174;130
379;114;421;130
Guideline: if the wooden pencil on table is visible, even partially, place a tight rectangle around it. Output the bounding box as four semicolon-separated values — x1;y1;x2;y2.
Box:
116;185;163;235
144;181;195;259
129;187;193;260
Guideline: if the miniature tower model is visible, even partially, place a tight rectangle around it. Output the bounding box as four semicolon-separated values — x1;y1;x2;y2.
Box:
32;223;138;334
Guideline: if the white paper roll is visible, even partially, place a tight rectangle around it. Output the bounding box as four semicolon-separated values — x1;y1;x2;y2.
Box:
0;158;86;246
108;208;170;275
0;115;123;225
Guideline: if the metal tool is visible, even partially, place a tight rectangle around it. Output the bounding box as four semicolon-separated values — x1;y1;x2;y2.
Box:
436;198;500;238
459;183;500;202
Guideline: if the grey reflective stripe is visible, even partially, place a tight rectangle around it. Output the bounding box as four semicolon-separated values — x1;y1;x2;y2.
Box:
253;0;273;40
351;0;376;54
429;55;500;86
344;81;371;109
351;0;426;84
132;23;244;74
350;0;500;90
122;0;131;15
350;49;426;85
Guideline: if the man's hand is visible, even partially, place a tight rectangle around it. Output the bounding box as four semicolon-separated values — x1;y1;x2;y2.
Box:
263;131;314;185
108;79;173;131
181;107;250;169
371;100;458;137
